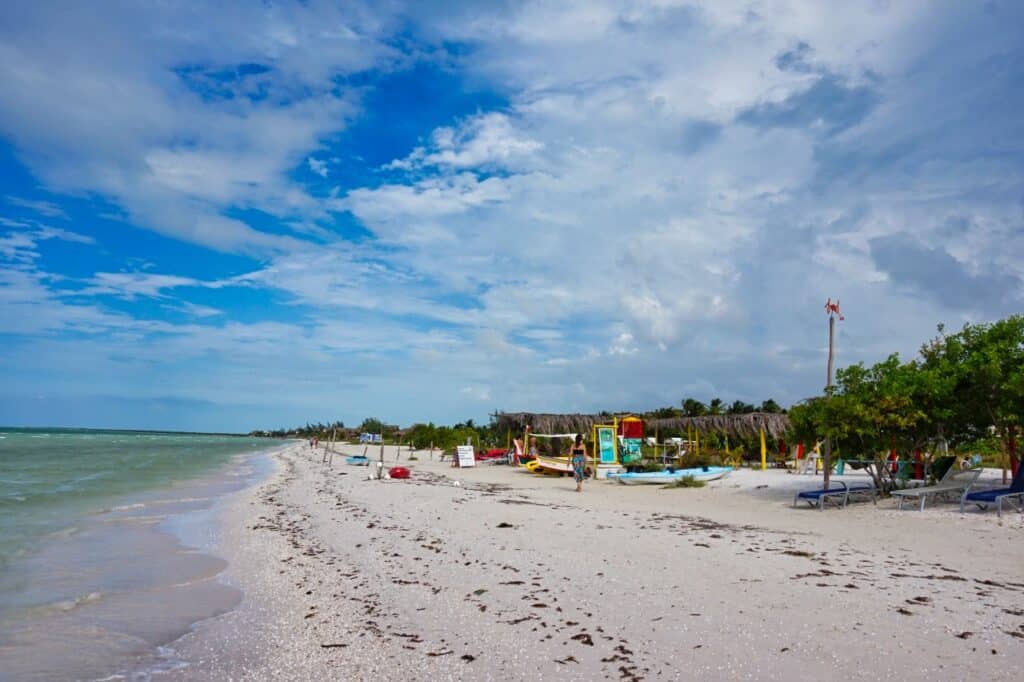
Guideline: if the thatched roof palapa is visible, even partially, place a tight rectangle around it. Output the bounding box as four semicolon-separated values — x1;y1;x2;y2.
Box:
648;413;791;439
493;412;604;436
493;411;791;439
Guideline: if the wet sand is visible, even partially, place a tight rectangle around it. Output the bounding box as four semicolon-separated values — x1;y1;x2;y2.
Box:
170;443;1024;680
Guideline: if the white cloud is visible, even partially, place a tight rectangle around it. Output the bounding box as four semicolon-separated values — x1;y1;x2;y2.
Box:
307;156;328;178
6;196;69;218
388;112;543;171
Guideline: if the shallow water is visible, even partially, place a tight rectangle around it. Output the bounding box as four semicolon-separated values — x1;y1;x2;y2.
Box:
0;429;283;681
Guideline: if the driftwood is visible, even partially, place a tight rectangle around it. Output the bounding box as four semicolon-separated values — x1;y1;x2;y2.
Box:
493;411;790;439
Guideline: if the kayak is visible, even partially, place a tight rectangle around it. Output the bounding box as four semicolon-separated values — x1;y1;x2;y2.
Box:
608;466;732;485
346;456;369;466
531;455;573;474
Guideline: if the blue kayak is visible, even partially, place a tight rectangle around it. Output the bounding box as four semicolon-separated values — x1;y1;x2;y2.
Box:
608;466;732;485
346;456;369;466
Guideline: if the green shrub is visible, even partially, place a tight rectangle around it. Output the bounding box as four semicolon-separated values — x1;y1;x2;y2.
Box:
664;475;705;489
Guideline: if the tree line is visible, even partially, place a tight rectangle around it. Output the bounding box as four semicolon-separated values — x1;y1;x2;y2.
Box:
789;315;1023;489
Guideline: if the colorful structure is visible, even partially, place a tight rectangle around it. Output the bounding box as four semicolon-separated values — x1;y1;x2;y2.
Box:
619;416;644;465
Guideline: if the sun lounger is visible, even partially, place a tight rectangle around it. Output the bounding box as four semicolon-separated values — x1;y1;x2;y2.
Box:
960;464;1024;517
793;480;877;510
891;467;981;511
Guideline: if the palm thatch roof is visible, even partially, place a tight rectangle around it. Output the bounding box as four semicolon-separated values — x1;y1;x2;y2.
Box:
493;411;791;439
648;413;791;439
493;412;604;436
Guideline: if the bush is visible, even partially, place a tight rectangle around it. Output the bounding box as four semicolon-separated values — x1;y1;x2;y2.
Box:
664;475;705;489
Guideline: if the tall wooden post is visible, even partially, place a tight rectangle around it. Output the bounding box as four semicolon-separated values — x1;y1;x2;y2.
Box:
824;313;834;489
823;299;843;490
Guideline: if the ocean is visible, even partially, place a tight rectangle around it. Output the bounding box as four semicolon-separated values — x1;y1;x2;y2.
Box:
0;428;281;680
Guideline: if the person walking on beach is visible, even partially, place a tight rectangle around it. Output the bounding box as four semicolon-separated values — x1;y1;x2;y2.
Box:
570;434;587;493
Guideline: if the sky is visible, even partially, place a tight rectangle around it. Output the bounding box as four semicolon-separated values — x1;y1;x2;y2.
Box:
1;1;1022;433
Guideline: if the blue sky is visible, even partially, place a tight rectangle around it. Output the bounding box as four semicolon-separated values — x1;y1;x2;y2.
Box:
1;1;1022;433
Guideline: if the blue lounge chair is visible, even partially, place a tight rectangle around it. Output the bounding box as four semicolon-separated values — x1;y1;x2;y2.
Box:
793;480;877;510
960;464;1024;517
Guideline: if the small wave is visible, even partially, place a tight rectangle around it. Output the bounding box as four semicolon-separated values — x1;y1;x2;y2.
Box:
41;591;104;614
110;503;147;512
44;525;80;539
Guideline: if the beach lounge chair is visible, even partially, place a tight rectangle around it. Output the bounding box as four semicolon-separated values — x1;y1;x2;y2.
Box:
890;466;981;511
960;464;1024;517
793;480;877;510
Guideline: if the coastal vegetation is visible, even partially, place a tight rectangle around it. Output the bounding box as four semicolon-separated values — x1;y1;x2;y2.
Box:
788;315;1023;491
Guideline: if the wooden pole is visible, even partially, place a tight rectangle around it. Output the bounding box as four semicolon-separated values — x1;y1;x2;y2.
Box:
824;313;835;489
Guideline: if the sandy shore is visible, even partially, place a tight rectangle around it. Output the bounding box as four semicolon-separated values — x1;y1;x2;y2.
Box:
168;443;1024;681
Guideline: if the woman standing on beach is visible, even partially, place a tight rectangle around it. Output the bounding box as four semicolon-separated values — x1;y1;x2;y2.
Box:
571;434;587;493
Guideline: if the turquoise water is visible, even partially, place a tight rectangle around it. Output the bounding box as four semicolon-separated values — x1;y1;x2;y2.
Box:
0;428;282;680
0;428;273;566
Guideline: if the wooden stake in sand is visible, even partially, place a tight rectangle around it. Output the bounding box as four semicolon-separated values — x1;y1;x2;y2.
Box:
328;428;336;466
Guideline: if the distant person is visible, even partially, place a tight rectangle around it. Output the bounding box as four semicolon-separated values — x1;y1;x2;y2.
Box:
570;434;587;493
529;437;539;459
512;437;524;465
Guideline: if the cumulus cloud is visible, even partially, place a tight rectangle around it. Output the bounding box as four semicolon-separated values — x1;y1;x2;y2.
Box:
387;112;543;171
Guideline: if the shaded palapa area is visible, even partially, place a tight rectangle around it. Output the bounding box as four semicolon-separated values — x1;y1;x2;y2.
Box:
493;411;791;439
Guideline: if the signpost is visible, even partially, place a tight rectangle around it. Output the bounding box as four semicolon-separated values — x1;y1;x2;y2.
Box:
595;426;617;464
456;445;476;468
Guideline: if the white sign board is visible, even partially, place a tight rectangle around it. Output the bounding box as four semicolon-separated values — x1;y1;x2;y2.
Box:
456;445;476;468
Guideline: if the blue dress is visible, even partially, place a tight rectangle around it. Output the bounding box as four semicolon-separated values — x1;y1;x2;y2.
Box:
571;448;586;482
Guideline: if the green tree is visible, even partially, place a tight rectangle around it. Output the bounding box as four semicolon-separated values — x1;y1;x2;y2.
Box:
681;398;707;417
920;316;1024;474
359;417;385;434
727;400;756;415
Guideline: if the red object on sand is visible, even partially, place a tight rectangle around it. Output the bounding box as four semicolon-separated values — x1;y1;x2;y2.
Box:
388;466;410;479
476;448;506;460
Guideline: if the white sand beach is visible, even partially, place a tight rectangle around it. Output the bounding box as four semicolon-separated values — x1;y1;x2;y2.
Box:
169;443;1024;681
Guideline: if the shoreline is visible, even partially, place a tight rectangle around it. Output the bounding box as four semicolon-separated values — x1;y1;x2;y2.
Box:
164;443;1024;680
0;439;293;682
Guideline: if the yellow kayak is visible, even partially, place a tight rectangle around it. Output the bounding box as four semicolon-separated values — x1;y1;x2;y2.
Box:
531;455;573;474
